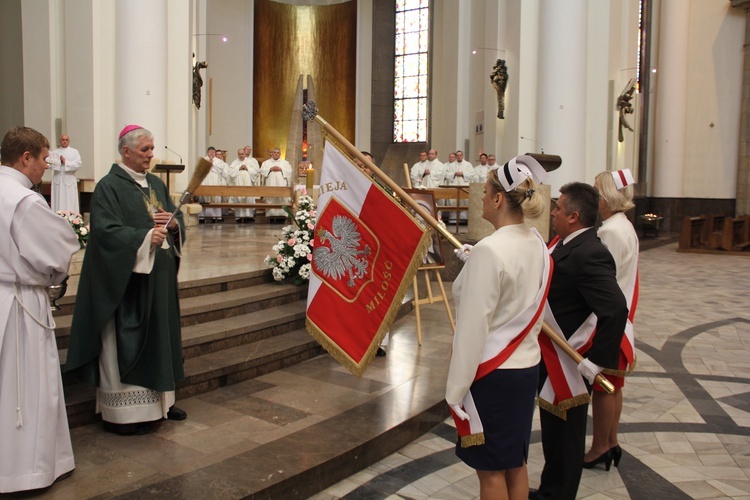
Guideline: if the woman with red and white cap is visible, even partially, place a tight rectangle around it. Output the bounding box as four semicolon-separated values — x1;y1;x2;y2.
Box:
447;156;552;500
584;168;639;470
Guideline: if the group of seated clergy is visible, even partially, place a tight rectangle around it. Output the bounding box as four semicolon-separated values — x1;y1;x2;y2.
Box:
199;145;293;222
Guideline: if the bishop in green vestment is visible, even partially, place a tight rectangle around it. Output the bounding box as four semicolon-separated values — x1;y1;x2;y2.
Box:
65;126;186;433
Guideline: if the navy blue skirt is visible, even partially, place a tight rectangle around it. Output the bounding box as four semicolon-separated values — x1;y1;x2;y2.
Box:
455;365;539;471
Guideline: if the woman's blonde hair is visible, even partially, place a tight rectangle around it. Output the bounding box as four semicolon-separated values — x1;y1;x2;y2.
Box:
488;168;546;219
595;171;635;213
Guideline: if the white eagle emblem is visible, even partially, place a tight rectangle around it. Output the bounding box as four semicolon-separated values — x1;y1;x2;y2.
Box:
314;215;371;287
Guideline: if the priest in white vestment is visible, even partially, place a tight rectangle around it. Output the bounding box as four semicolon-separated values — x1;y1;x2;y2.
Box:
260;147;292;217
410;150;444;188
47;134;82;214
444;150;474;222
424;149;446;188
227;147;260;222
0;127;79;494
472;153;491;183
200;146;227;222
487;154;497;169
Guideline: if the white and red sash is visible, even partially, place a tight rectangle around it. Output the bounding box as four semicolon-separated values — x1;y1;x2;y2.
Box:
538;307;596;419
607;269;639;376
538;236;597;419
451;229;553;447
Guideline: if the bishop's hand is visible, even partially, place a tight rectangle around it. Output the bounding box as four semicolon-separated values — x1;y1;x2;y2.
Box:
154;208;177;231
151;227;168;247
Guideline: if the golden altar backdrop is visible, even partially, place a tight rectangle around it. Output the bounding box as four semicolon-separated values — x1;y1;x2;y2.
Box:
253;0;357;160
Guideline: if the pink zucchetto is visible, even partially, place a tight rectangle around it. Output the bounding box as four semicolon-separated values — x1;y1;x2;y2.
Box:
118;124;143;139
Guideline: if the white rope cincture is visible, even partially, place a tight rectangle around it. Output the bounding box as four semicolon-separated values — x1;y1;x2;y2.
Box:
14;292;22;428
12;283;57;428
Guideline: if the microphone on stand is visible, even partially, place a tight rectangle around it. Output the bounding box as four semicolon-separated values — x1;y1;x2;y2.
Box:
164;146;183;164
520;136;544;154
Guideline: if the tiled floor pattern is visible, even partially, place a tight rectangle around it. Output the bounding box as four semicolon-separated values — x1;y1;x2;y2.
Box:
6;222;749;499
313;245;750;499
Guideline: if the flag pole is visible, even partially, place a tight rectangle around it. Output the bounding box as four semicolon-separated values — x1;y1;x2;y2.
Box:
541;323;615;393
302;101;461;250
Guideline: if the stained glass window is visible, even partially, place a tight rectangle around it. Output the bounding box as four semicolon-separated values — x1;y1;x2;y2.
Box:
637;0;643;93
394;1;429;143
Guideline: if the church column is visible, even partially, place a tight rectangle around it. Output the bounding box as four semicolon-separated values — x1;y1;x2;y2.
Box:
20;0;58;137
652;0;689;198
454;0;472;155
732;0;750;215
538;0;588;193
355;0;373;150
115;0;168;144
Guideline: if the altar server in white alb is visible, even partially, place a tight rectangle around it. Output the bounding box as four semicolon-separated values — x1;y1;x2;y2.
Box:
47;134;83;213
0;126;80;494
260;147;292;217
227;147;260;222
447;156;551;500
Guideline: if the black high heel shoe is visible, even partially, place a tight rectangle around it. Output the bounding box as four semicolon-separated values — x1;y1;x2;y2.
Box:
583;450;612;471
610;445;622;467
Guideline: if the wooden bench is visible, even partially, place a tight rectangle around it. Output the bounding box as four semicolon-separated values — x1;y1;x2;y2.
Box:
191;185;297;210
431;186;471;204
432;186;471;233
703;213;726;249
721;215;750;251
678;215;706;250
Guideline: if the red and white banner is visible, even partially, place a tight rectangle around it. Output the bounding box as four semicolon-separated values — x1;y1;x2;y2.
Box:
306;141;430;376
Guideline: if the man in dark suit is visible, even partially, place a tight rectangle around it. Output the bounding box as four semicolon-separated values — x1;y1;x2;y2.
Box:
531;182;628;500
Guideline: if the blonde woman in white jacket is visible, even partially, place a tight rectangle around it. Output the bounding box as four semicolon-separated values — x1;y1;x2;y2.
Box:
447;156;551;500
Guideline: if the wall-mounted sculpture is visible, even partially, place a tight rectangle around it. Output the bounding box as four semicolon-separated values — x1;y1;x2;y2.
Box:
192;59;208;109
490;59;508;119
617;78;636;142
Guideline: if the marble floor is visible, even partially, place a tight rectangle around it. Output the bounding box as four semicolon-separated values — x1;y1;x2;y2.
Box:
315;239;750;499
10;222;750;499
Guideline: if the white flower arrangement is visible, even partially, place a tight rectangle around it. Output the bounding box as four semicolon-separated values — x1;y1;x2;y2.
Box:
264;193;316;285
57;211;89;248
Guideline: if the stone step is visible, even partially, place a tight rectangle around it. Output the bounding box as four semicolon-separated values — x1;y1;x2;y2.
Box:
177;328;324;399
58;300;308;367
58;262;415;431
180;300;307;359
54;281;307;350
51;269;276;317
179;282;307;326
63;327;323;428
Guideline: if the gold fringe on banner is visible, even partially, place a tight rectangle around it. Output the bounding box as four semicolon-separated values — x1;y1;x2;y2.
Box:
460;432;486;448
602;357;637;378
537;393;592;421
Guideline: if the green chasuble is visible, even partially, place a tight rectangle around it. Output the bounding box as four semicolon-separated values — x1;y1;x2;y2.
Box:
65;164;185;392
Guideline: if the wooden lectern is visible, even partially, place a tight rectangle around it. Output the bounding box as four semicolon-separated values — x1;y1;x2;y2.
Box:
152;164;185;193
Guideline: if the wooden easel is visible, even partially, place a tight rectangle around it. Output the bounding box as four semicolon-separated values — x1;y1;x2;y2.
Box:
412;266;455;345
403;163;455;345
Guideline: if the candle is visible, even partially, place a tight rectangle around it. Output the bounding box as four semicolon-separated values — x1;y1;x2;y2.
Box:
306;164;314;190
